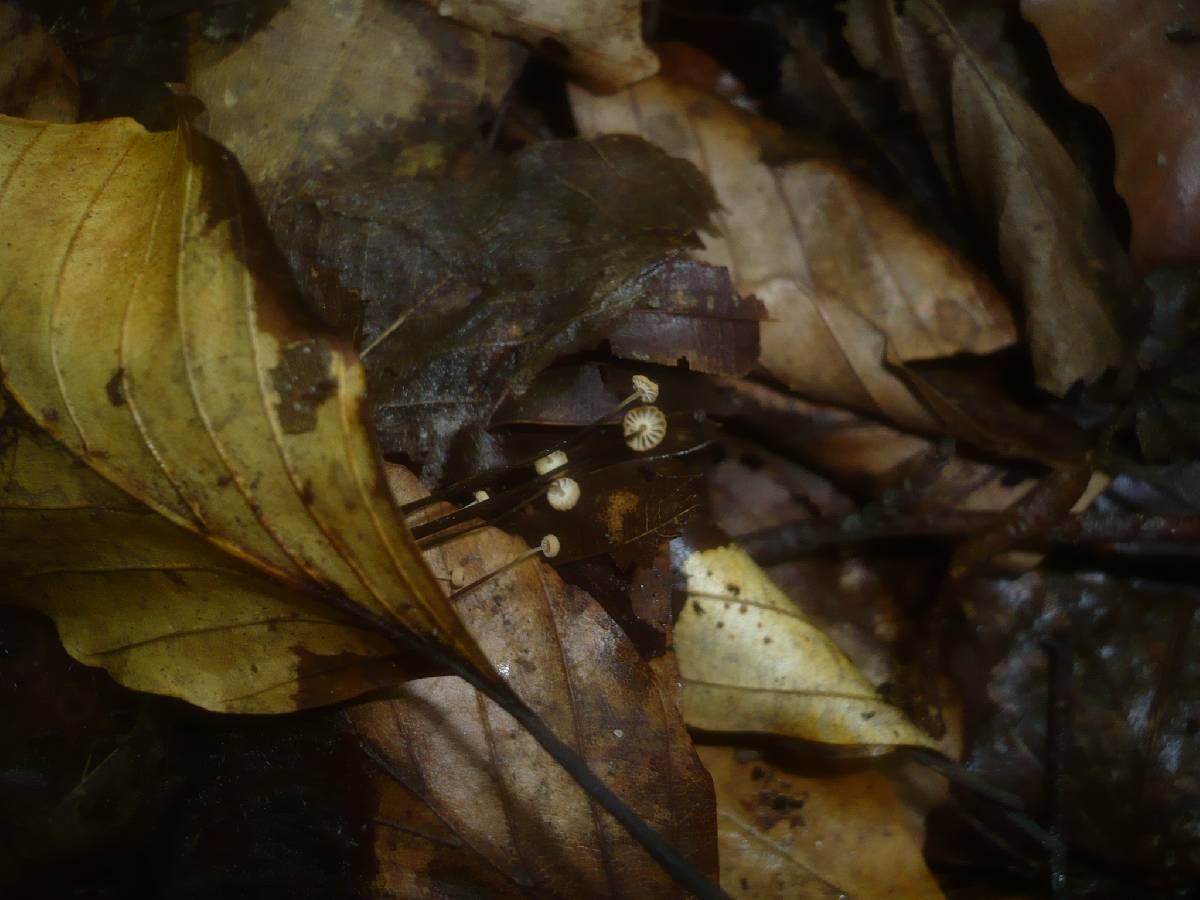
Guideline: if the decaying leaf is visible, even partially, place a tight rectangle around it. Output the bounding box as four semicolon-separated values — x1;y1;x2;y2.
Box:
0;110;488;706
675;542;938;748
844;0;1136;395
421;0;658;90
189;0;525;201
357;466;718;896
570;72;1017;432
1023;0;1200;271
700;746;945;899
273;135;716;471
0;5;78;123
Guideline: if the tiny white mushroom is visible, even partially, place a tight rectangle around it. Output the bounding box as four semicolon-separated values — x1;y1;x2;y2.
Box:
540;534;561;558
623;405;667;452
546;477;580;511
630;374;659;404
534;449;568;476
449;566;468;588
473;489;490;503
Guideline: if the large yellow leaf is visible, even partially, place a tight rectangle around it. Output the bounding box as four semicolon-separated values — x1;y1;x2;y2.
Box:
0;420;415;711
676;544;938;749
0;110;490;705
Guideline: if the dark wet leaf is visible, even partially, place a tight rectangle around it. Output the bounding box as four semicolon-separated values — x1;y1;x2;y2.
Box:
942;572;1200;890
273;135;715;473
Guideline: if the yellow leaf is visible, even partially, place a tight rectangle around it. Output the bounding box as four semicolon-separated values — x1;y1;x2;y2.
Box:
700;745;945;899
569;74;1017;432
676;544;938;748
0;110;490;707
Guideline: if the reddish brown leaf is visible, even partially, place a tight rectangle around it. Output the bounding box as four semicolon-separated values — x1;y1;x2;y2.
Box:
1023;0;1200;271
353;467;718;896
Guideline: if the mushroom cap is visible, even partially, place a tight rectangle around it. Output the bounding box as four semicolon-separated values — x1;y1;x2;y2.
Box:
631;374;659;404
546;476;581;511
534;449;568;476
540;534;561;558
623;405;668;452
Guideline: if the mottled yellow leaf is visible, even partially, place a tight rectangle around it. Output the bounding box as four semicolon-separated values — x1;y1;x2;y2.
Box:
676;544;937;748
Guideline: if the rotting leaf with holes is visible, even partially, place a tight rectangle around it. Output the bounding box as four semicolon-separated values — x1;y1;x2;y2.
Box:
0;108;491;706
1023;0;1200;272
843;0;1137;396
570;69;1018;432
675;541;938;749
420;0;658;90
360;466;718;896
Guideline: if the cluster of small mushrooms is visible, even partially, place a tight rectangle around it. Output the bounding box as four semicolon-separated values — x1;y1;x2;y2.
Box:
447;375;666;593
535;374;665;513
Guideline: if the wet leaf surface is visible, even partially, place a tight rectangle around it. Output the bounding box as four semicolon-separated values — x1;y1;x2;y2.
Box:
939;572;1200;890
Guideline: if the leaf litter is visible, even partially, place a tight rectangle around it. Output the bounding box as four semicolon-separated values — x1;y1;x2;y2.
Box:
4;0;1200;896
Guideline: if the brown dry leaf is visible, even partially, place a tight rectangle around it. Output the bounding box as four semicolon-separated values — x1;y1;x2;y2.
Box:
0;5;78;123
421;0;657;90
844;0;1135;395
700;746;945;899
675;542;938;748
1022;0;1200;272
0;111;488;706
189;0;525;204
570;74;1017;432
354;466;717;897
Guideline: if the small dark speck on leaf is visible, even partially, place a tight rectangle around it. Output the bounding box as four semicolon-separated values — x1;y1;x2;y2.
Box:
105;368;126;406
692;601;705;615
